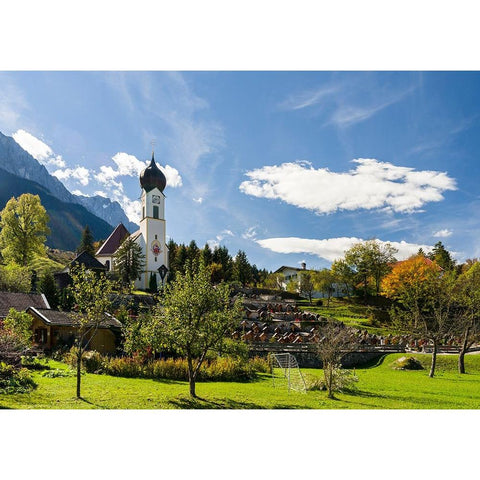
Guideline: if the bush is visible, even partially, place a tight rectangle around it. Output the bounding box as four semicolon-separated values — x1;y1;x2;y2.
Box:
316;299;323;306
22;356;50;371
100;354;269;382
64;347;103;373
0;362;37;394
42;368;76;378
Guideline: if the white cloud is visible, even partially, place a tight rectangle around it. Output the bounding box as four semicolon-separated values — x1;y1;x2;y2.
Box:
94;190;108;198
52;166;90;186
193;197;203;203
433;229;453;238
95;152;182;188
240;158;456;214
256;237;432;263
12;129;66;168
242;227;257;241
71;189;86;196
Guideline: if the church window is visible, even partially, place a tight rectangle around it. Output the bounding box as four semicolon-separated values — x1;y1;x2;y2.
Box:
153;206;159;219
155;257;157;262
155;234;157;239
142;207;145;219
105;260;110;271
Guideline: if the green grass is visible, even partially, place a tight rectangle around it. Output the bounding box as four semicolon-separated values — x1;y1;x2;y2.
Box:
297;297;393;334
2;354;480;409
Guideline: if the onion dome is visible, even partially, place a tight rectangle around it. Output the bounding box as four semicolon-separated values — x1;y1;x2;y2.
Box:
140;152;167;192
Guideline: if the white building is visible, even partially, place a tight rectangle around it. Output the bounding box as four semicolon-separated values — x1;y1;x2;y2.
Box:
96;152;169;290
274;264;347;299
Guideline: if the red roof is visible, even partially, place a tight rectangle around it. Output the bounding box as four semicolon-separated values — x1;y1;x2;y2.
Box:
96;223;130;256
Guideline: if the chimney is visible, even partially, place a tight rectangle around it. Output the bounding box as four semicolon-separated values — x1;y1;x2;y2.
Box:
301;262;306;270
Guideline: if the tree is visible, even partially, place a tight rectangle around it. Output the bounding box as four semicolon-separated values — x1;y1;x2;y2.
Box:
113;237;145;290
69;265;115;398
212;245;233;282
39;271;59;309
344;240;397;299
428;241;455;271
454;261;480;373
331;259;355;296
201;243;213;266
299;271;315;304
0;264;32;292
316;321;358;399
263;272;284;290
233;250;253;286
77;225;95;256
149;260;243;397
4;308;33;347
149;272;158;293
314;269;336;307
383;256;455;377
0;194;50;266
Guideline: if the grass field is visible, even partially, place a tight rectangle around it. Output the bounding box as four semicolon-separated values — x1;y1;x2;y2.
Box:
2;353;480;409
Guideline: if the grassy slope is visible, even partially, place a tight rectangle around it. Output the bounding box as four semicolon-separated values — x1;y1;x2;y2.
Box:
297;297;392;334
2;354;480;409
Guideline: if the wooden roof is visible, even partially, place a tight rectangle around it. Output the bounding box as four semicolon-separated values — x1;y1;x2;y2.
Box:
0;292;50;319
27;307;122;329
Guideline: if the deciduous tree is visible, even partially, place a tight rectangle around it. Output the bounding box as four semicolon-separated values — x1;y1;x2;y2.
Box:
149;260;243;397
69;265;115;398
0;194;50;266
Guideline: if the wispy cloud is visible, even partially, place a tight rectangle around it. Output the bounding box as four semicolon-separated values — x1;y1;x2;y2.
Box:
240;158;456;215
52;166;90;186
278;76;417;128
257;236;432;263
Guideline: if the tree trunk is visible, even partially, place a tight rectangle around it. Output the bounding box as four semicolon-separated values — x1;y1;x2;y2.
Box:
429;338;437;378
187;356;196;398
458;325;470;374
324;363;334;399
76;347;82;398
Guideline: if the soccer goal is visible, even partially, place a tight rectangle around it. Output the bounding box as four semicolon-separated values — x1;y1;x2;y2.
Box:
270;353;307;393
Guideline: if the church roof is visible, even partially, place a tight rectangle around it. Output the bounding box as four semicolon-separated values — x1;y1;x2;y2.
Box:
140;152;166;193
96;223;130;256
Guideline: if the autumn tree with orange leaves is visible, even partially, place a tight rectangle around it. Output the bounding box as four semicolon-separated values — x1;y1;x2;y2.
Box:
382;255;456;378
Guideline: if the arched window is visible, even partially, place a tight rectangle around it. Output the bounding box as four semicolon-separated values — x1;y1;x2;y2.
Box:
105;260;110;271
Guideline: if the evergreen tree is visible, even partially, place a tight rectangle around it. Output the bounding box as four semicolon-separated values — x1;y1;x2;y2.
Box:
113;237;146;289
39;271;59;309
149;272;158;293
212;245;233;281
174;244;189;275
187;240;200;263
77;225;95;256
201;243;213;266
428;241;455;271
233;250;253;285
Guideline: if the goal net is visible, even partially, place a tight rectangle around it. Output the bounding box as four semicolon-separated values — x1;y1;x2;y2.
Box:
270;353;306;393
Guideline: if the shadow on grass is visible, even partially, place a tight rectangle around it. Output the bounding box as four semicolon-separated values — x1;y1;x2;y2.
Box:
168;395;309;410
77;396;109;409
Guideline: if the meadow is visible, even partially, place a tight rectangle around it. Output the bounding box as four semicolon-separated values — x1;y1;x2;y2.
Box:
2;353;480;409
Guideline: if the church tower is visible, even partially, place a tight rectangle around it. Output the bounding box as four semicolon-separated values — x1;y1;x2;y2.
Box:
136;152;169;290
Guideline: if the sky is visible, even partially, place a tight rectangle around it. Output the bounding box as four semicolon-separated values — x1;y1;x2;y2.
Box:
1;71;480;271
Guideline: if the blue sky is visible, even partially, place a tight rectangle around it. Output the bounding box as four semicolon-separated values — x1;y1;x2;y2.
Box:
1;71;479;271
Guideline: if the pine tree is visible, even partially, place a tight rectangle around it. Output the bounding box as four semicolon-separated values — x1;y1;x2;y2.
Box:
113;237;146;289
77;225;95;256
39;271;59;309
201;243;213;266
428;241;455;271
233;250;253;285
149;272;158;292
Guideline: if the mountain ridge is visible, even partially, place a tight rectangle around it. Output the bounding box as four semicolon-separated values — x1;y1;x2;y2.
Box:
0;131;138;233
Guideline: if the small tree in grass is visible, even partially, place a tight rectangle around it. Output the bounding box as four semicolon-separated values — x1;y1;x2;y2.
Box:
316;321;358;399
69;265;115;398
150;260;243;398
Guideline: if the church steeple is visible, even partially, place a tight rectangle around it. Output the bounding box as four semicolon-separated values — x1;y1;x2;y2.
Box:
140;151;167;193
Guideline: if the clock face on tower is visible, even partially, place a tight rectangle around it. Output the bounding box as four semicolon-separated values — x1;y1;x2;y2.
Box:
152;195;161;204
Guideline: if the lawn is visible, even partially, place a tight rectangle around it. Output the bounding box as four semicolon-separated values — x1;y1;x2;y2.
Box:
2;353;480;409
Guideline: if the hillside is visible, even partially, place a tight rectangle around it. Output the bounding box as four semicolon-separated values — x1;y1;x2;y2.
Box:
0;167;114;250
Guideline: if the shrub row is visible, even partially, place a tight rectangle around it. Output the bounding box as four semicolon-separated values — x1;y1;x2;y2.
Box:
65;350;270;382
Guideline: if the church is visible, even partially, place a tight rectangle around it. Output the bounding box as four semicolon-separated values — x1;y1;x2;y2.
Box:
95;152;169;290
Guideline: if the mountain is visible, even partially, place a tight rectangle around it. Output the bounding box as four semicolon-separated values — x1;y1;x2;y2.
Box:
0;131;138;232
74;195;138;233
0;167;114;250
